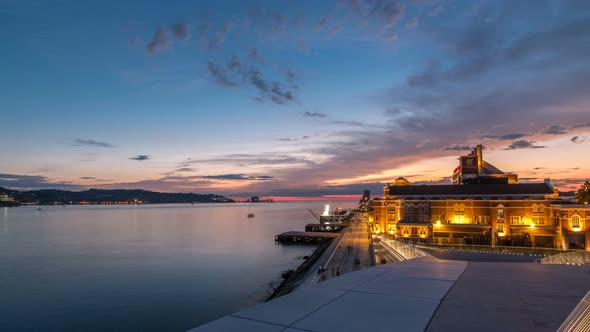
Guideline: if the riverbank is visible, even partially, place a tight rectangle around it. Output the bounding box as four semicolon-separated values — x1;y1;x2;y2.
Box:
267;236;338;300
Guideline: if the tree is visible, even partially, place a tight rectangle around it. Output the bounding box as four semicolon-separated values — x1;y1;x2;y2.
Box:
575;180;590;204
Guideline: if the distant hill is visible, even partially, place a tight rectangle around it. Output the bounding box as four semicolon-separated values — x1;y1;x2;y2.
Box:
0;187;234;205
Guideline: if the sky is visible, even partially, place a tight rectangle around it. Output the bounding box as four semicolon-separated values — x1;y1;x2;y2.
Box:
1;0;589;198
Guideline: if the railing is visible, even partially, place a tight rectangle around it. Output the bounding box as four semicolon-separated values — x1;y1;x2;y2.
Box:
540;251;590;265
377;236;428;261
557;291;590;332
400;241;584;257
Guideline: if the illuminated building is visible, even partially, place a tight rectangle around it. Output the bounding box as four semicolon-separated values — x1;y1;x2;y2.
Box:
370;146;589;250
359;190;371;211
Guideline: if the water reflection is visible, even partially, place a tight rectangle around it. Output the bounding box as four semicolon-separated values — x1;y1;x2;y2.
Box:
1;207;7;232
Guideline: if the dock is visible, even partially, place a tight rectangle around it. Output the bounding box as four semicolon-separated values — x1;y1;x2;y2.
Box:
275;231;340;244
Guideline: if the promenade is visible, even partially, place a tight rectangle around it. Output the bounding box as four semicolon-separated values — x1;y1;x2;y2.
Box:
188;256;589;332
318;219;373;282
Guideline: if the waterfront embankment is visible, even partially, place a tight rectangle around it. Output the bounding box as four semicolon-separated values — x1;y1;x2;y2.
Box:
268;235;339;300
270;213;376;299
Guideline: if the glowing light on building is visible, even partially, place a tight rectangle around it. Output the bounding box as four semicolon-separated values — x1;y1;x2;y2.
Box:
322;204;330;216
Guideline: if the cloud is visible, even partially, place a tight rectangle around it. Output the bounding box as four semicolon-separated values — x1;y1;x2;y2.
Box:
73;139;116;148
208;61;240;87
247;48;266;65
341;0;404;31
272;14;284;33
482;133;530;140
304;111;327;118
130;155;151;161
407;18;590;89
202;174;274;181
80;176;111;181
504;140;545;150
405;17;418;29
428;5;444;17
248;69;296;105
331;24;342;36
286;66;296;84
146;27;170;54
207;22;234;51
313;16;330;32
0;173;82;190
228;55;242;73
504;19;590;63
130;36;143;48
544;124;567;135
442;145;472;151
176;167;196;172
170;22;190;41
276;136;310;142
375;1;405;30
331;120;382;128
385;32;397;42
571;136;587;144
186;153;315;168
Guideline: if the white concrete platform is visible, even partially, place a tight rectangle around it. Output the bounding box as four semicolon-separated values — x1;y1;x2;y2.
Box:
188;257;466;332
188;257;590;332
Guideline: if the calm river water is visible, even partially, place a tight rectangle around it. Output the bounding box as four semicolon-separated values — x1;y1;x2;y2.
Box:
0;201;355;331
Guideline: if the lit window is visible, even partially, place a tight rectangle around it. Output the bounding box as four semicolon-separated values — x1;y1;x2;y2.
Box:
510;216;521;224
498;207;504;219
572;215;581;228
453;215;465;223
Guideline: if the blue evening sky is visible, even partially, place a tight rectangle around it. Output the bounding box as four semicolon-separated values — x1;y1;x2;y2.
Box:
1;0;589;197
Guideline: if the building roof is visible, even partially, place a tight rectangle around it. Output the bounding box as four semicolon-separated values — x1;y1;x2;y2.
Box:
481;160;504;175
387;183;553;197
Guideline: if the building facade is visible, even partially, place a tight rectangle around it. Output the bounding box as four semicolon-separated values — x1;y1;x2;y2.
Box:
369;146;589;250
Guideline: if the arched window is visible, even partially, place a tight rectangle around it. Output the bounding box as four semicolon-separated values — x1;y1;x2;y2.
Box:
497;205;504;219
532;204;545;214
572;215;581;228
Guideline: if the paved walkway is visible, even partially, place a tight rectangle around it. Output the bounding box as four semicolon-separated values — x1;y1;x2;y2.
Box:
188;257;590;332
427;262;590;332
318;220;372;282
